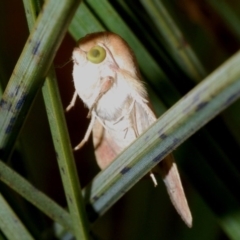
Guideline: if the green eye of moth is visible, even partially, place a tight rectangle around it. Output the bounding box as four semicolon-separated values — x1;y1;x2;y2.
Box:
87;45;106;63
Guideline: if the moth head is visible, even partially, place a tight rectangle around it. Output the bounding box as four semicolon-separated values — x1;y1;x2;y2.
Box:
73;32;140;78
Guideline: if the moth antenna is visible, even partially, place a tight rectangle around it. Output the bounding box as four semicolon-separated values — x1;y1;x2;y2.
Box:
55;57;72;68
74;115;96;150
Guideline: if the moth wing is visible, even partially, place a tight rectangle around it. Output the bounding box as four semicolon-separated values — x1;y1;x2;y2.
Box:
92;119;119;169
134;100;192;227
133;99;156;134
91;98;151;169
92;94;192;227
159;154;192;227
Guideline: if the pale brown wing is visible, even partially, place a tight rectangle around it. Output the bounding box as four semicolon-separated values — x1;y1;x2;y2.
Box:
134;100;192;227
92;119;118;169
158;154;192;227
92;98;192;227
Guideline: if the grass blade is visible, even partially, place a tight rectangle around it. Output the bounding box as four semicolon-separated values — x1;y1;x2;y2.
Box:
0;0;81;159
0;159;72;231
141;0;206;82
42;68;90;239
22;1;90;238
0;193;34;240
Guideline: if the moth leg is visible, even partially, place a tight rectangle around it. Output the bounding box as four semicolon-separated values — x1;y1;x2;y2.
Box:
87;76;114;118
87;92;104;119
150;172;158;187
74;113;96;150
66;91;78;112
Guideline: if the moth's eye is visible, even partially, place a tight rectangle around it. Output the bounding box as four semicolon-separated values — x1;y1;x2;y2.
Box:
87;46;106;64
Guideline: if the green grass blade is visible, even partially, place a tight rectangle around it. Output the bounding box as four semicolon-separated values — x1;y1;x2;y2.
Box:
219;213;240;240
0;0;80;159
141;0;206;82
69;3;104;39
0;193;34;240
22;1;90;238
208;0;240;40
42;68;90;240
0;159;72;231
22;0;42;30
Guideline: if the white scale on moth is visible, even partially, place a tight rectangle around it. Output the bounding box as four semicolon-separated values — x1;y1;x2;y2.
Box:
66;32;192;228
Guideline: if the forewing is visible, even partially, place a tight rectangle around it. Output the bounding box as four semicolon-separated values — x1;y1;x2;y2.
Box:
92;119;118;169
134;100;156;134
130;99;193;227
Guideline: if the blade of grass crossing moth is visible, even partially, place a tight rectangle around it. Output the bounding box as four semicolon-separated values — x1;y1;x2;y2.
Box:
82;50;240;223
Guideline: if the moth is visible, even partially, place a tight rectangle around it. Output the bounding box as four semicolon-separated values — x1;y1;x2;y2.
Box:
67;32;192;227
